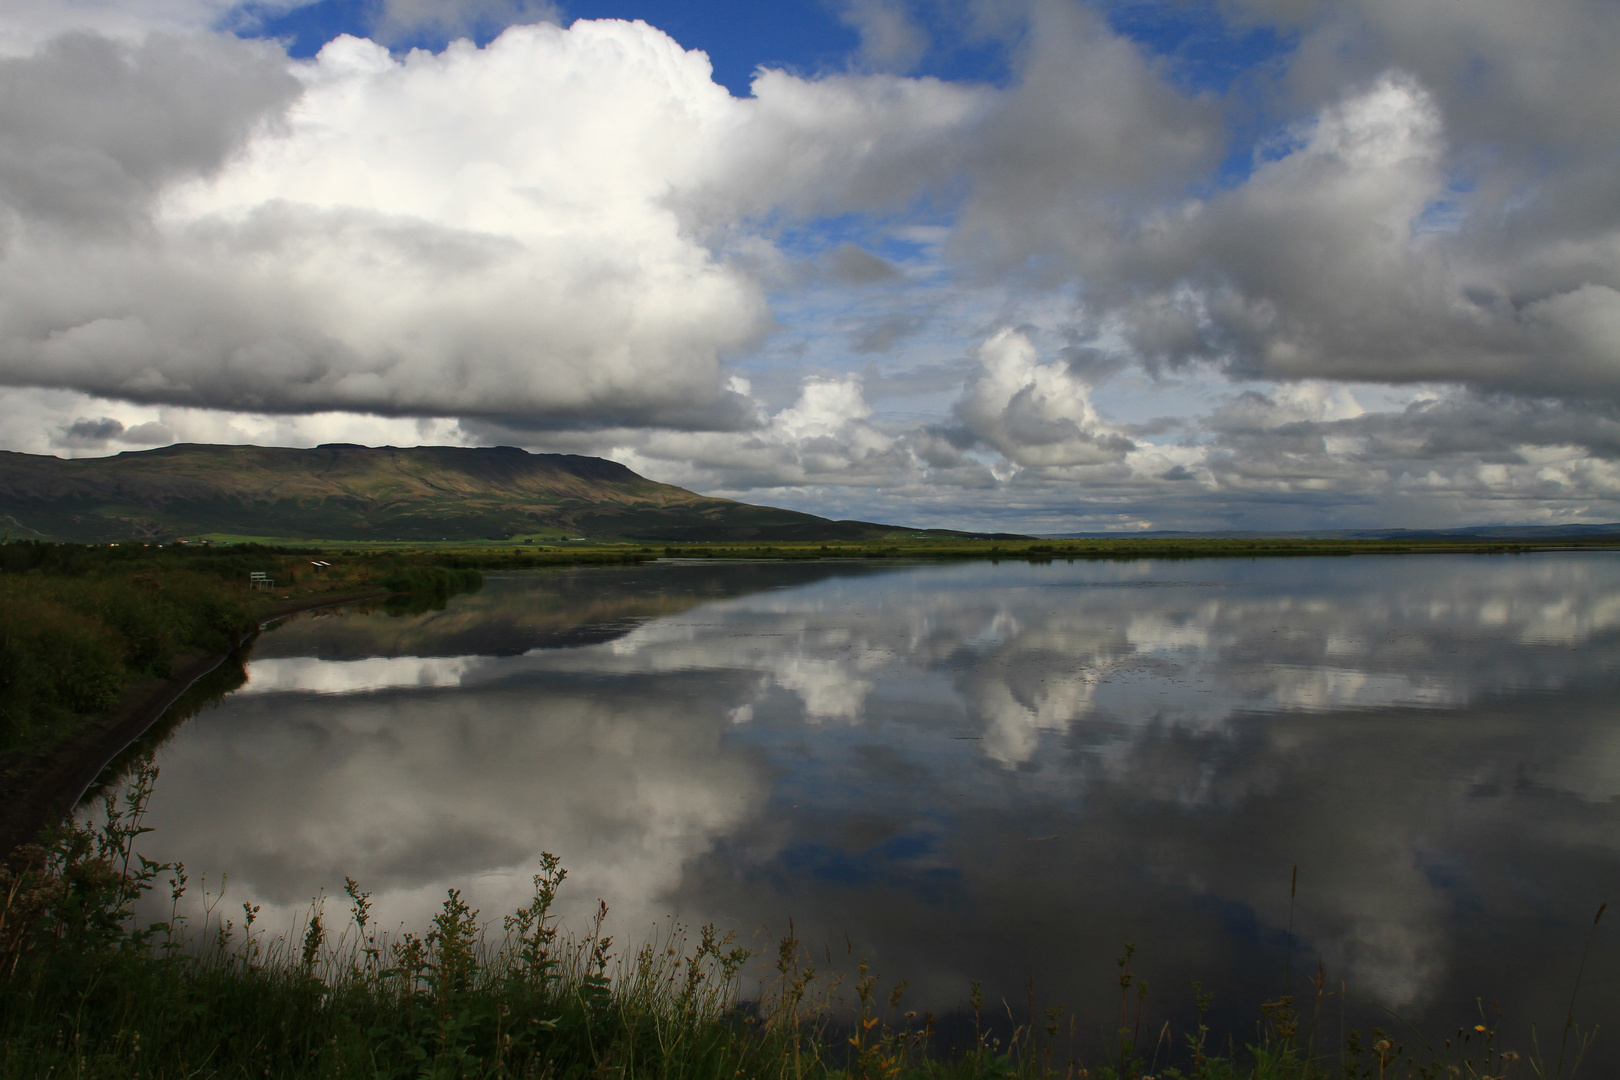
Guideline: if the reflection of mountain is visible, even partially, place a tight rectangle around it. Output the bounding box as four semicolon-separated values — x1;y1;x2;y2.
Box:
254;560;903;660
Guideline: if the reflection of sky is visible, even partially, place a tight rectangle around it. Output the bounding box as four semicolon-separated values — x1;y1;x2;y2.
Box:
238;655;488;694
124;555;1620;1062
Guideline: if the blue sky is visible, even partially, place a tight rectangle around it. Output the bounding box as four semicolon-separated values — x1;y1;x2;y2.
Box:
1;0;1618;532
241;1;1291;104
247;0;875;93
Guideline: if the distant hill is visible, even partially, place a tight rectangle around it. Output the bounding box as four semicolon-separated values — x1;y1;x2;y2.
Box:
1048;524;1620;541
0;443;944;544
1319;524;1620;540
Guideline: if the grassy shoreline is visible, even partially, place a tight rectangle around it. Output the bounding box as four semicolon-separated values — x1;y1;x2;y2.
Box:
0;764;1600;1079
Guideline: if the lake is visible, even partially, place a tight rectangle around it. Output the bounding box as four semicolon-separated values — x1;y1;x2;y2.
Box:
107;553;1620;1063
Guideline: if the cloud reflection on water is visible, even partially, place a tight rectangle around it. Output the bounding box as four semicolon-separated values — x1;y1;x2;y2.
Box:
237;655;487;695
142;674;770;940
126;555;1620;1054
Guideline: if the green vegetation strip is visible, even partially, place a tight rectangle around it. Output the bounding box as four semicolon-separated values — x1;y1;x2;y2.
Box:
644;535;1620;560
1;764;1601;1080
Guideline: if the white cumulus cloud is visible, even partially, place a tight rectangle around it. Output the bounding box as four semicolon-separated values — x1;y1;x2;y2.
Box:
953;327;1133;467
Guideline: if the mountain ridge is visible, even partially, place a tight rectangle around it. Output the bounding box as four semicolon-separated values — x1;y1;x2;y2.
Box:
0;443;946;543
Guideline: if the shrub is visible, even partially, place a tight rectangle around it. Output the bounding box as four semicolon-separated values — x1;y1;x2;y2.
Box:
0;593;125;742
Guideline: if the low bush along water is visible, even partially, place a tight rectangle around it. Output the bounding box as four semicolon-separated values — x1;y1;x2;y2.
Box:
0;759;1605;1080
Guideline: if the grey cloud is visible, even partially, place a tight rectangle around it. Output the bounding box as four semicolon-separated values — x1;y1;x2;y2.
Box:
1207;391;1620;469
1117;416;1185;438
58;415;124;447
50;412;175;451
854;2;1620;406
0;1;247;54
499;372;1620;534
1091;3;1620;401
1058;343;1128;383
1104;81;1620;398
673;2;1213;234
367;0;561;45
1137;389;1620;529
1001;386;1132;453
950;0;1222;275
866;357;976;397
0;32;299;232
120;420;174;443
458;381;765;435
903;425;974;467
862;385;1620;533
826;242;902;284
1271;0;1620;160
1205;389;1321;434
837;0;930;72
1346;395;1620;463
851;311;928;353
686;68;986;227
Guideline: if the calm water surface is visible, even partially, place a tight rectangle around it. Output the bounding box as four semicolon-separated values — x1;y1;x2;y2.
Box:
118;555;1620;1057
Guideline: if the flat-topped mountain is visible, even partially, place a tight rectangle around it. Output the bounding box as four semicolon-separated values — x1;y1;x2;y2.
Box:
0;443;921;543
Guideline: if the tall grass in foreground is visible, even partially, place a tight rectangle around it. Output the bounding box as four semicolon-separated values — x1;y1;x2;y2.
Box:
0;763;1601;1080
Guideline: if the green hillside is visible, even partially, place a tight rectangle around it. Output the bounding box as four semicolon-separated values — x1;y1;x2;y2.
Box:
0;443;915;543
